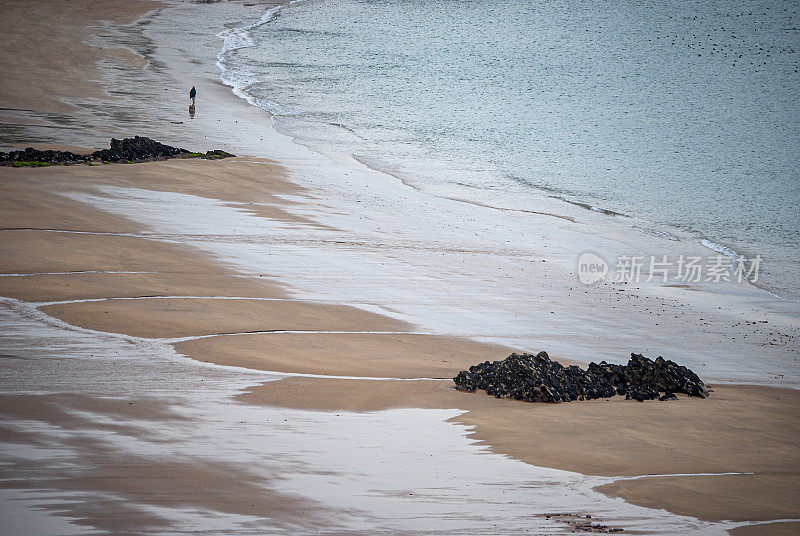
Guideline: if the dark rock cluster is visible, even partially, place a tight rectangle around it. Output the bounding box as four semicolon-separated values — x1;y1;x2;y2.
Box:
540;513;623;533
90;136;189;162
0;136;235;166
454;352;708;403
0;147;91;165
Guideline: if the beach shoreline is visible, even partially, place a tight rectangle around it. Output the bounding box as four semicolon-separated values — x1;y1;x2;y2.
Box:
1;1;798;534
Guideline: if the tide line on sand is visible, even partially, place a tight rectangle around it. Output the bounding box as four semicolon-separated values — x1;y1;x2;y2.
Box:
4;297;449;382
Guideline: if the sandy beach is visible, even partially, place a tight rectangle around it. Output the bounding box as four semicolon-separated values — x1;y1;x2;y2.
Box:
1;1;798;535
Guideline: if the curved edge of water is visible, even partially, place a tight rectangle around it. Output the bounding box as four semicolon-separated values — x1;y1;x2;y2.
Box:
211;1;798;309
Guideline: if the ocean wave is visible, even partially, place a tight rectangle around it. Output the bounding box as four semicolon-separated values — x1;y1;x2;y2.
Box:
633;226;682;241
275;27;345;37
209;0;797;303
506;174;627;217
700;241;799;301
700;239;742;264
551;196;627;217
215;1;304;117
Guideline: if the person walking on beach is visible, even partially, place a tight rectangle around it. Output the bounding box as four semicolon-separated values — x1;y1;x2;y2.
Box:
189;85;196;105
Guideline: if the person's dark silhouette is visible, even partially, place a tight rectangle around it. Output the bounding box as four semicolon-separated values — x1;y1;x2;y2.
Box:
189;86;196;105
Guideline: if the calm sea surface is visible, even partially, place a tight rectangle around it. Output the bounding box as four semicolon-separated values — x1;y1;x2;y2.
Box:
219;0;800;299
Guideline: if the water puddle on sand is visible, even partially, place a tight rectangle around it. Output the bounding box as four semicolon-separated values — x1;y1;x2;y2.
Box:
0;298;748;535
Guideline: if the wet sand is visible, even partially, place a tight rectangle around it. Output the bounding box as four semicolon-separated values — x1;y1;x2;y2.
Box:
0;390;354;533
2;147;799;534
1;1;798;535
236;378;800;524
0;0;158;116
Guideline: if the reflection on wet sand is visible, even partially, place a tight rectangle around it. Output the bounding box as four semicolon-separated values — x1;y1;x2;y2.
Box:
0;298;733;535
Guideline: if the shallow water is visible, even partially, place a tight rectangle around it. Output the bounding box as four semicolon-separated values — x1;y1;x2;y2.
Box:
219;0;800;300
64;184;799;386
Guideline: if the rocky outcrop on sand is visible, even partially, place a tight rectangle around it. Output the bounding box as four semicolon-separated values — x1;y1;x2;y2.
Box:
453;352;708;403
0;147;92;166
0;136;235;166
90;136;190;162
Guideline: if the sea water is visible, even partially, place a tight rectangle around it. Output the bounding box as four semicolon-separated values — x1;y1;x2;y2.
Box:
217;0;800;300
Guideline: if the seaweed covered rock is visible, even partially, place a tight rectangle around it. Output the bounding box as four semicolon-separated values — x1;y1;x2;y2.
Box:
203;149;236;160
454;352;708;403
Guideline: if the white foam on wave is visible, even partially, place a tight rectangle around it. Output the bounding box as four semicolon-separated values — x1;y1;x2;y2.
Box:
215;2;303;117
701;238;742;264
